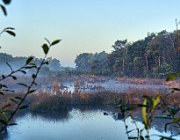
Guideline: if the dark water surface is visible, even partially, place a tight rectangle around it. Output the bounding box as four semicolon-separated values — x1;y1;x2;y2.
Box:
3;109;179;140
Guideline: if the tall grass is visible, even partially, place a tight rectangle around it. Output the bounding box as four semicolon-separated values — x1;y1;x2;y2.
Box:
28;90;180;112
1;89;179;113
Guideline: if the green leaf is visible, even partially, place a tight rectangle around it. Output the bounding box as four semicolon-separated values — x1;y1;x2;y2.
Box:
2;89;14;92
43;61;49;65
3;0;11;5
33;82;37;86
51;39;61;46
19;105;29;110
20;70;26;74
28;89;36;94
166;72;180;81
172;118;180;123
5;30;16;37
6;27;15;30
10;98;18;104
42;43;49;54
142;95;153;105
157;135;176;140
0;84;8;88
1;74;5;79
6;62;13;71
171;88;180;91
15;96;23;101
142;98;148;130
169;107;178;115
128;137;138;139
18;83;28;87
44;37;50;45
0;91;4;95
155;116;173;120
126;129;135;134
32;74;36;79
11;75;17;80
8;123;17;126
24;65;37;69
151;95;160;113
26;56;34;64
137;104;148;107
0;4;7;16
2;104;11;110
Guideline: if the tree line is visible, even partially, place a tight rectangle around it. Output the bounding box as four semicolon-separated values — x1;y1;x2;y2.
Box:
1;29;179;78
75;30;180;78
0;53;62;75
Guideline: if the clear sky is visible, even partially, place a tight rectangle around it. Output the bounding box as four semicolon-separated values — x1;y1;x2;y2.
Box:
0;0;180;66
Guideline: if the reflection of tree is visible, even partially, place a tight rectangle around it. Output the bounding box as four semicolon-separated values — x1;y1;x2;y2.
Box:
30;109;72;122
74;105;105;112
1;109;72;139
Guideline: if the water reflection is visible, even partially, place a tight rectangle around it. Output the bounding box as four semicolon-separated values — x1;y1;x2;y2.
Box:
3;108;180;140
30;109;71;122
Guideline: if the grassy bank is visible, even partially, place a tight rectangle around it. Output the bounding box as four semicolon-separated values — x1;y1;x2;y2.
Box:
28;90;180;112
1;89;179;113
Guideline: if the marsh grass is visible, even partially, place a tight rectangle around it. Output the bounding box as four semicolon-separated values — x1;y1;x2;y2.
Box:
26;90;180;112
1;88;179;113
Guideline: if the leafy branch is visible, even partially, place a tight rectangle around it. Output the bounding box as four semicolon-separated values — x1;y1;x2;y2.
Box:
0;0;11;16
0;39;61;133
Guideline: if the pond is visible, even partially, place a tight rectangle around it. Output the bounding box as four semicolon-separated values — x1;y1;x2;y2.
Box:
3;109;179;140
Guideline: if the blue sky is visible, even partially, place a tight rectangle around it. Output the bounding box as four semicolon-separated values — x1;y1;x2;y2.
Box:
0;0;180;66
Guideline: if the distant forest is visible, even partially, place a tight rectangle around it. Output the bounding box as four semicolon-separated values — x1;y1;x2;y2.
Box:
75;30;180;78
0;53;62;75
1;30;180;78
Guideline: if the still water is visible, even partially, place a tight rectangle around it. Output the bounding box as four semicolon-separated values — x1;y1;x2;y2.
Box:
3;109;179;140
